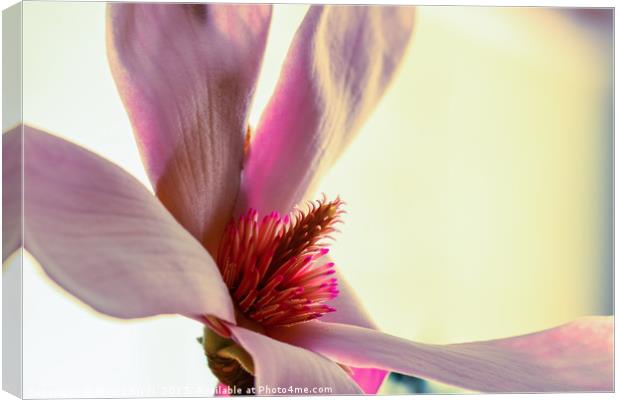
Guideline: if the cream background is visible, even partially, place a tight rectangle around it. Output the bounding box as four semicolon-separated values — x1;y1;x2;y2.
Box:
15;2;612;396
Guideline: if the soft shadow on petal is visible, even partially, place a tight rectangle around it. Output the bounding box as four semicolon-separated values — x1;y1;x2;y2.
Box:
321;269;377;329
320;264;388;393
268;317;613;393
2;126;22;261
107;4;272;252
228;325;363;395
238;5;415;215
18;126;235;322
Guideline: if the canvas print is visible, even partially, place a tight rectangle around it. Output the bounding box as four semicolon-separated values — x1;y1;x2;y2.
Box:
2;2;614;398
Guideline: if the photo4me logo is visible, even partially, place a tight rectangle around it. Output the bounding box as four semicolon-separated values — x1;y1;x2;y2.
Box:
215;385;335;395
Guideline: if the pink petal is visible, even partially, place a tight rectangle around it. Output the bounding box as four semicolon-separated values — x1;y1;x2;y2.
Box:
322;276;389;394
238;5;415;215
320;268;389;393
17;126;234;322
268;317;613;392
230;7;413;391
321;269;378;329
348;367;388;395
228;325;362;395
3;126;22;260
107;4;272;251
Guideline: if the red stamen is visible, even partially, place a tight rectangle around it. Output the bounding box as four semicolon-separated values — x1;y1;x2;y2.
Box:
216;197;344;327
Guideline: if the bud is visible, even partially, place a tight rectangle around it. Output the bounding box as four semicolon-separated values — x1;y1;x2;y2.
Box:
202;326;255;394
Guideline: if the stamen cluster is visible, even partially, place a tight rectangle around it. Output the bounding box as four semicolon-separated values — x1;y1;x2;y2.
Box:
216;196;344;327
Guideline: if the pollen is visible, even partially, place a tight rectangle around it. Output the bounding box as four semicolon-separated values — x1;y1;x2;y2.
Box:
216;196;344;327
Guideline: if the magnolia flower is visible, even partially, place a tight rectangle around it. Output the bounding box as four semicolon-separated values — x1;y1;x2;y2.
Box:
3;4;612;395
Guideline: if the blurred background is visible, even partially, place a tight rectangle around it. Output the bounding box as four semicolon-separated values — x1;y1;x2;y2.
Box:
11;2;613;396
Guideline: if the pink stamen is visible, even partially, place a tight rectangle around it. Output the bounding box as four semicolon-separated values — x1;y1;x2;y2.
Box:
215;197;345;327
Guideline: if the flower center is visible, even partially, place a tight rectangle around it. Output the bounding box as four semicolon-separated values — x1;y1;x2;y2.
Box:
216;196;344;327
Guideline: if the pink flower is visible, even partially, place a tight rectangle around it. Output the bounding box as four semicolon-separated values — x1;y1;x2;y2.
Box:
3;4;612;395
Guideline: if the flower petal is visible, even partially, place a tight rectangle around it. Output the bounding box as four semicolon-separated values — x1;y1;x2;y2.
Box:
321;268;388;393
348;367;387;395
321;269;378;329
3;126;22;261
228;325;362;395
19;126;234;322
268;317;613;392
238;5;415;215
107;4;272;251
233;7;413;392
